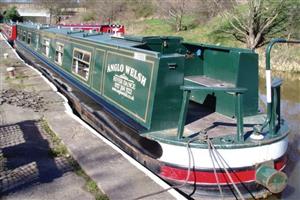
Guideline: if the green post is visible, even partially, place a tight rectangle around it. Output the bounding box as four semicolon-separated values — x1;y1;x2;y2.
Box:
177;90;191;139
276;87;281;131
235;93;244;142
270;88;275;136
270;81;281;136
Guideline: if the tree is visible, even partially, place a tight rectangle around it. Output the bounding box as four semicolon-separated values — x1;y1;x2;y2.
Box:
158;0;193;32
193;0;233;24
128;0;155;19
213;0;300;50
33;0;78;24
286;3;300;39
0;12;3;23
81;0;126;23
3;6;22;22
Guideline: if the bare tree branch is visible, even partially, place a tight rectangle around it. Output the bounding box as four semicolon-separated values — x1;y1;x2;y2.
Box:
212;0;299;50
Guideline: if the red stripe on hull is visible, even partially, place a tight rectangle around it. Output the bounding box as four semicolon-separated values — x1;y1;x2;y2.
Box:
160;155;287;185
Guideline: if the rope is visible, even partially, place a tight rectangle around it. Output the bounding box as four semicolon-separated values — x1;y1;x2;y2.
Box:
207;139;245;200
207;138;238;199
132;132;253;200
131;137;196;200
209;140;256;200
207;139;224;199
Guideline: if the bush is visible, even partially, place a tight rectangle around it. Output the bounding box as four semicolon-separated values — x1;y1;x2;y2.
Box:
0;13;3;23
4;6;23;22
82;11;96;22
129;0;155;18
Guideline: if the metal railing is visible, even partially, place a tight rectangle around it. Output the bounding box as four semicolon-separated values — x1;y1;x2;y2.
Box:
262;38;300;136
177;85;247;142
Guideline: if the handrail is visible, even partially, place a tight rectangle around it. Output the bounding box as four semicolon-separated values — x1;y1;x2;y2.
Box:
263;38;300;136
83;32;103;37
177;85;247;142
67;30;84;34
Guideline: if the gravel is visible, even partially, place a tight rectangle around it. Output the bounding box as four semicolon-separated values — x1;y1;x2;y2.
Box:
0;89;45;112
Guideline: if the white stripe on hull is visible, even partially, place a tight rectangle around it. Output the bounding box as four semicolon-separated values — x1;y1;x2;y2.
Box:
158;137;288;169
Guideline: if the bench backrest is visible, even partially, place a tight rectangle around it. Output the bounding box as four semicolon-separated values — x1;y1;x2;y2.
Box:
182;43;258;117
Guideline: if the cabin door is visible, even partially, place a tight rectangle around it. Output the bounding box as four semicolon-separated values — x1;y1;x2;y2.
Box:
91;49;106;93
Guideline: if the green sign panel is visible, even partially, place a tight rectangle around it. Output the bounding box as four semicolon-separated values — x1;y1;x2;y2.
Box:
103;51;154;125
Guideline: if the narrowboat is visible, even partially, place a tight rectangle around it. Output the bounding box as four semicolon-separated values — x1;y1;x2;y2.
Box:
0;22;125;47
0;23;17;44
13;23;295;199
58;23;125;35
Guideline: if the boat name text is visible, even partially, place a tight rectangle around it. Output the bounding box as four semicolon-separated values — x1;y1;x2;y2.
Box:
107;63;147;87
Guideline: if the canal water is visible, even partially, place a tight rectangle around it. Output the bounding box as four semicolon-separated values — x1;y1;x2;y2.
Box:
259;72;300;200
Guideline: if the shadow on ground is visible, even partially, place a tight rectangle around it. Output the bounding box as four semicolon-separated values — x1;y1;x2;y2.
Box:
0;120;72;195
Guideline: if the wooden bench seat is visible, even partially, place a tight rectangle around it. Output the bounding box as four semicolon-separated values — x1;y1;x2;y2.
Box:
184;75;234;88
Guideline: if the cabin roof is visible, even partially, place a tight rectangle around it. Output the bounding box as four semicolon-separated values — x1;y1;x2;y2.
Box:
18;23;183;51
18;23;253;54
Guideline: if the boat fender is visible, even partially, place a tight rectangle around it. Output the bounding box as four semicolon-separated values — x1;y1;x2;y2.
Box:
256;165;287;193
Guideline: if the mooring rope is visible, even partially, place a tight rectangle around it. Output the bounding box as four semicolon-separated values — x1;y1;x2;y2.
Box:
131;137;196;200
209;139;256;200
207;137;224;199
132;132;255;200
207;137;238;199
207;139;245;200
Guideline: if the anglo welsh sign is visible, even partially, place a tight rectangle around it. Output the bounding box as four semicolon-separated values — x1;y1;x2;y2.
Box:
103;51;154;124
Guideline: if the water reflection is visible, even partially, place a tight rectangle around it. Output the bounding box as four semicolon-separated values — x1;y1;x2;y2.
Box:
259;72;300;200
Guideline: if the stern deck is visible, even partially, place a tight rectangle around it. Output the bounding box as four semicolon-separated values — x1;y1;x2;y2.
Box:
186;112;254;138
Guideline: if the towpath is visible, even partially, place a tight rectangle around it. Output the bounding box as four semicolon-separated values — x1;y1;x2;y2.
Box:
0;35;181;200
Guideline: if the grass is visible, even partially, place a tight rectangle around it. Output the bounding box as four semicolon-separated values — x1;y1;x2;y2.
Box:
123;17;241;47
4;68;29;90
4;79;26;90
41;118;68;157
258;44;300;72
40;118;109;200
69;159;109;200
5;74;29;81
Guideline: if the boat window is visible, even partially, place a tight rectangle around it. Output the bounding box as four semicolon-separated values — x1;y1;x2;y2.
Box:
55;42;64;66
36;35;39;49
83;54;90;63
17;30;22;40
7;28;12;37
22;31;26;41
41;38;50;57
27;33;31;45
72;48;91;81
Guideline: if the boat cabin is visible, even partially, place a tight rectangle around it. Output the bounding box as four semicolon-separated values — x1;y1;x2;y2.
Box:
16;23;259;141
